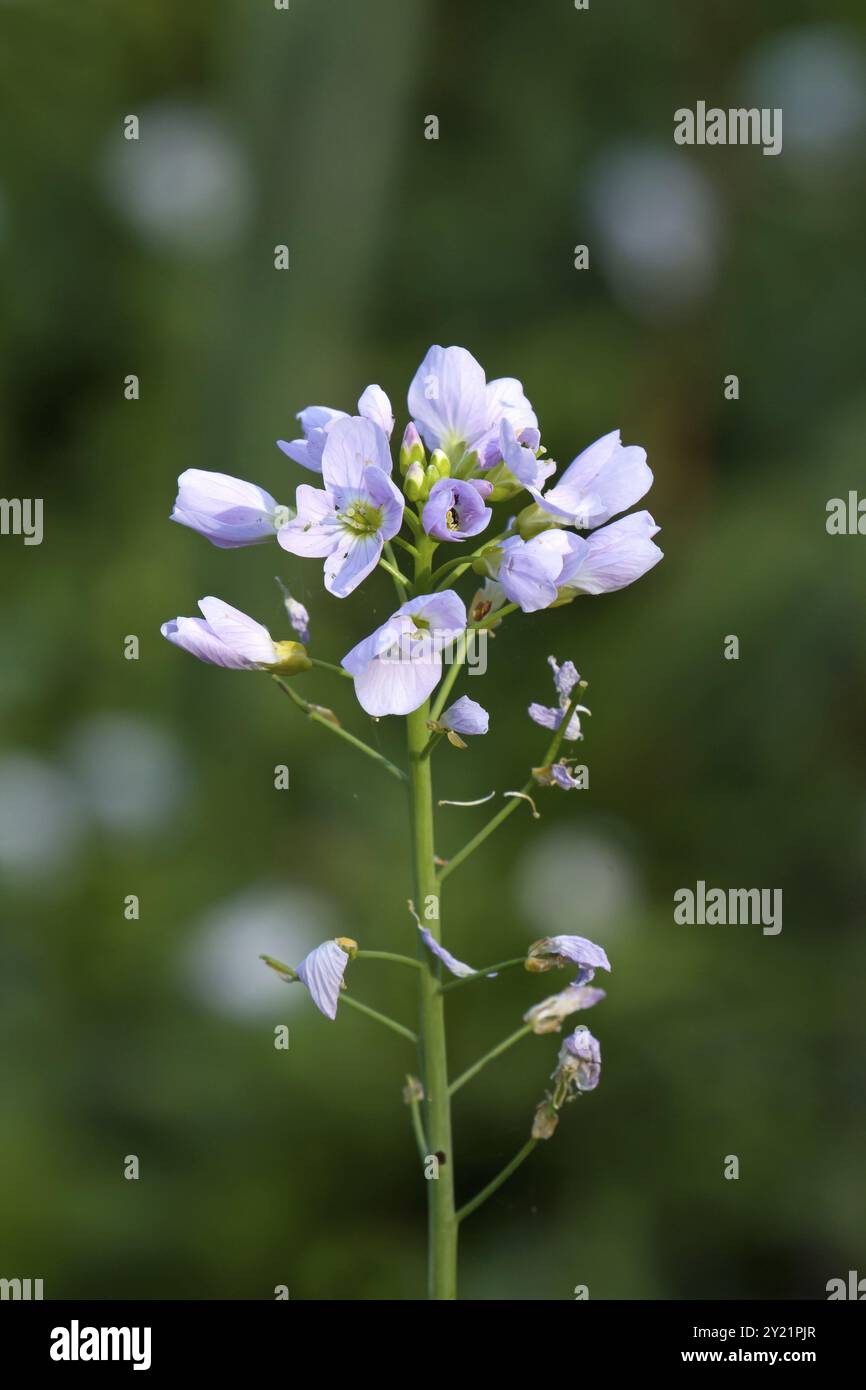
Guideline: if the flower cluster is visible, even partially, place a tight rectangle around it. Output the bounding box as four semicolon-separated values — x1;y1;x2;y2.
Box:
162;344;663;722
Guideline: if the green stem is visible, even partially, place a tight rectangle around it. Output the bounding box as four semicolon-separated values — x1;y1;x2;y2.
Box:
408;703;458;1300
356;949;424;972
310;658;351;679
380;554;411;591
437;690;583;881
340;994;417;1044
448;1024;532;1097
438;957;526;993
455;1139;538;1223
272;676;408;783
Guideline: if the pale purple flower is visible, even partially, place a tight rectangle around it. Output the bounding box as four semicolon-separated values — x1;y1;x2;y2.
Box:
283;594;310;643
497;531;574;613
295;939;349;1019
527;934;611;978
422;478;492;541
278;416;404;598
497;418;555;491
171;470;289;548
524;984;606;1034
559;1025;602;1092
278;405;347;472
556;510;663;595
440;695;489;736
551;763;583;790
528;655;589;740
407;345;537;462
277;385;394;472
357;384;394;436
531;428;652;529
161;597;310;673
342;590;466;717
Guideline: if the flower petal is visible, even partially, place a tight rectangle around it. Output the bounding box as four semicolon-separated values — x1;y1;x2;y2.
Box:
321;415;393;489
196;597;276;664
295;940;349;1019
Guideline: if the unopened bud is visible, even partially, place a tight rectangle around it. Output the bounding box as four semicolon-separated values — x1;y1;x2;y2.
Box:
399;422;426;474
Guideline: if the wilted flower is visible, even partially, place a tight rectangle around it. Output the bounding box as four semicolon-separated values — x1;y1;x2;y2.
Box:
422;478;493;541
417;925;477;978
294;938;356;1019
278;416;404;598
161;597;311;673
276;579;311;644
523;983;606;1034
554;1025;602;1094
528;656;589;741
531;428;652;529
171;470;290;548
531;1099;560;1140
342;590;466;717
526;934;611;979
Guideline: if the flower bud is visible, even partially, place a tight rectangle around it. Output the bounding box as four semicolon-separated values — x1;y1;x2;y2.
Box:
470;545;503;579
267;641;313;675
404;461;425;501
515;503;560;541
399;422;426;474
428;448;451;480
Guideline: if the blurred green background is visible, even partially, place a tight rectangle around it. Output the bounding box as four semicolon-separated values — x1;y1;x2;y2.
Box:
1;0;865;1300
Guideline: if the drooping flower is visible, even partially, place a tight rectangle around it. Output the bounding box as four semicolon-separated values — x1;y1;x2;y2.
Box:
526;934;611;979
528;656;589;741
407;344;537;463
496;531;574;613
278;416;404;598
161;597;311;673
555;1025;602;1093
523;983;606;1034
342;590;466;717
277;385;395;472
295;938;354;1019
531;428;652;529
440;696;489;737
422;478;493;541
549;762;585;790
171;470;290;548
555;511;663;595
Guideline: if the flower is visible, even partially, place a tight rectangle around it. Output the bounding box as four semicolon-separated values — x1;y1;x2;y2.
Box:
171;470;290;548
407;344;537;463
357;384;394;436
295;938;353;1019
422;478;493;541
497;418;555;491
556;511;663;595
277;405;346;472
526;934;611;980
550;763;584;790
278;416;404;598
161;597;312;673
528;656;589;741
342;590;466;717
555;1026;602;1093
277;384;395;472
531;428;652;529
497;531;574;613
440;696;489;737
523;983;606;1034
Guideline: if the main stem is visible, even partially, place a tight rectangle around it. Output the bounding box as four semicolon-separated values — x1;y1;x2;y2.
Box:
408;699;458;1300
